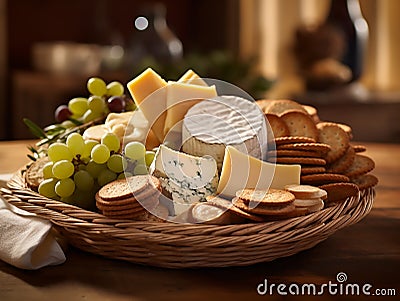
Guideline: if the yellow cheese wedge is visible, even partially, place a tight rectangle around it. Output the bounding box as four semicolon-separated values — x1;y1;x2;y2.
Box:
178;69;208;86
164;82;217;135
127;68;167;143
217;146;301;198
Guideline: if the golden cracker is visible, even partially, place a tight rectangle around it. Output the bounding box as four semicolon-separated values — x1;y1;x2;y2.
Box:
280;110;319;140
318;182;359;204
285;184;327;200
344;154;375;178
274;136;316;145
273;149;323;158
277;142;331;153
317;122;350;163
301;166;326;175
351;174;378;190
352;145;367;153
206;195;265;222
233;197;296;216
235;188;295;206
265;114;290;138
301;173;350;185
263;99;308;116
276;157;326;166
327;146;355;173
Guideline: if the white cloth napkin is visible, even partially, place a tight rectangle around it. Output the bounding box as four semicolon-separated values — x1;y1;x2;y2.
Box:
0;174;66;270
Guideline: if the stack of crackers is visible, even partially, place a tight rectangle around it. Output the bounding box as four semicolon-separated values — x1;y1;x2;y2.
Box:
257;99;378;205
95;175;168;221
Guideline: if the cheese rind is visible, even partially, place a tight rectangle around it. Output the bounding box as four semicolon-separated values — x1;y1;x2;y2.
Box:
217;146;301;198
163;82;217;136
127;68;167;143
182;95;267;170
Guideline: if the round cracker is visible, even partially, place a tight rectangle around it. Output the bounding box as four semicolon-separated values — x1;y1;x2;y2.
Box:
293;198;324;207
285;184;327;199
263;99;308;116
352;145;367;153
344;154;375;178
233;198;296;216
301;173;350;185
276;157;326;166
301;166;326;175
302;105;320;123
337;123;353;139
98;175;160;201
265;114;290;138
277;142;331;153
318;182;359;204
274;136;316;145
25;157;49;191
351;174;378;190
235;189;295;206
273;149;323;158
327;146;355;173
206;195;265;222
317;122;350;163
280;110;319;140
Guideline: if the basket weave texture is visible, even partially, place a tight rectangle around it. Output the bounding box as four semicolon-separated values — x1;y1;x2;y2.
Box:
1;169;374;268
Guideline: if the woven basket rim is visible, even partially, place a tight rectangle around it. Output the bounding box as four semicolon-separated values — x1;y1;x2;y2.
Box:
1;167;375;268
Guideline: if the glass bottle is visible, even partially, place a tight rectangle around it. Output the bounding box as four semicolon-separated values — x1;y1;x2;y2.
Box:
127;3;183;72
325;0;369;81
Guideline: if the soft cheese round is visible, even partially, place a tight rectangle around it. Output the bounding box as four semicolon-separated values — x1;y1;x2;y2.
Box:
182;95;268;170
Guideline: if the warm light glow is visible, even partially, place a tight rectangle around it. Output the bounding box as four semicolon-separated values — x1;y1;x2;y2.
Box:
134;16;149;31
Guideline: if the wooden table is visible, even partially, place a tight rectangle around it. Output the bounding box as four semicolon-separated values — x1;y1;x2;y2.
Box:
0;140;399;300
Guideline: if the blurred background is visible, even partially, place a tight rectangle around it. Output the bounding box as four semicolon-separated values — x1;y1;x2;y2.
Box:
0;0;399;142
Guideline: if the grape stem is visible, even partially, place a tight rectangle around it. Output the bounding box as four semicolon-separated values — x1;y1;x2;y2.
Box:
25;116;106;162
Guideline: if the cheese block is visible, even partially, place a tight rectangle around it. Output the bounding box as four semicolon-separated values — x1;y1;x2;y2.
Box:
217;146;301;198
151;144;219;215
127;68;167;143
178;69;208;86
163;82;217;136
182;95;268;171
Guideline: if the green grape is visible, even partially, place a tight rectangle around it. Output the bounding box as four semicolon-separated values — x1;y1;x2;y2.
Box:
87;77;107;96
73;188;97;210
61;120;75;129
101;132;120;152
97;169;117;186
52;160;74;179
47;143;73;162
82;109;103;123
82;140;99;158
38;178;58;198
133;164;148;175
68;97;88;116
124;141;146;161
86;160;107;178
107;154;127;173
91;144;110;164
145;151;156;167
74;170;94;191
106;81;124;96
88;95;106;113
117;171;133;180
55;178;75;198
77;163;86;171
42;161;54;179
66;132;85;156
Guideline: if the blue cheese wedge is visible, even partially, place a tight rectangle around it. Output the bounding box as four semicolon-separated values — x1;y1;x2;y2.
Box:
151;144;219;215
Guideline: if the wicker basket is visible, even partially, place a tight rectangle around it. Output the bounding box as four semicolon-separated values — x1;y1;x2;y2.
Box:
1;169;374;268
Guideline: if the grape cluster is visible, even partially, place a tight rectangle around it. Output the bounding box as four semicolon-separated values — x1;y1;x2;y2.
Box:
38;132;156;209
54;77;136;126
